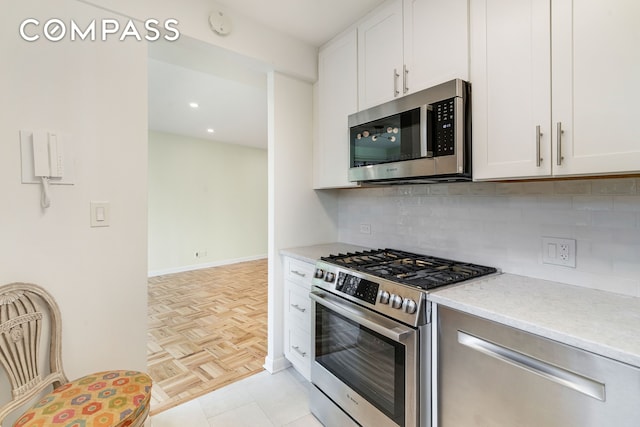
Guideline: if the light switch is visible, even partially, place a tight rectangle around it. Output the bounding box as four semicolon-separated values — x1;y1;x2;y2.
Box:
95;207;105;221
547;243;557;258
90;202;110;227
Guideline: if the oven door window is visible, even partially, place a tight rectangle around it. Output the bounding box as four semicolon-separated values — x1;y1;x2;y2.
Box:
315;303;406;426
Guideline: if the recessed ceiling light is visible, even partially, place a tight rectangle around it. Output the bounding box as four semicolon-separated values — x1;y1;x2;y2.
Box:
207;128;215;134
189;102;199;108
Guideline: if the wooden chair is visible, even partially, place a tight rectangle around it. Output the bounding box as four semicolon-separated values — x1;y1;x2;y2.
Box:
0;283;152;427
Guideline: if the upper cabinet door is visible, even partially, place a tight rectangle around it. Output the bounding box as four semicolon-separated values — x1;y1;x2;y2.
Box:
470;0;552;180
551;0;640;176
403;0;469;94
358;0;404;110
314;30;359;189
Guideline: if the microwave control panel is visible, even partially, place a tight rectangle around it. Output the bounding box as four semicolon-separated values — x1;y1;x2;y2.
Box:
433;97;456;156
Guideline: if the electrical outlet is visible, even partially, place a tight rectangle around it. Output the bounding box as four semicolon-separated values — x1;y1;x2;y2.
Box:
542;237;576;268
558;243;570;262
195;250;208;259
359;223;371;234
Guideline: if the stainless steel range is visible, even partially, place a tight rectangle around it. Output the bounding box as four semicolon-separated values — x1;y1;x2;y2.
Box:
309;249;497;427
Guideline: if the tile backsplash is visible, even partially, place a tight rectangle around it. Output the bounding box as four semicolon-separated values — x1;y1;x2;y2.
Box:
338;178;640;297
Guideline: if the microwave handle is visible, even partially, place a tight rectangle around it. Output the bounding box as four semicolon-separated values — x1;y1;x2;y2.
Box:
420;105;430;157
310;291;413;342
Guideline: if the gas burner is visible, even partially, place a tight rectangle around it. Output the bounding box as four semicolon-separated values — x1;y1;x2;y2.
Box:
322;249;497;290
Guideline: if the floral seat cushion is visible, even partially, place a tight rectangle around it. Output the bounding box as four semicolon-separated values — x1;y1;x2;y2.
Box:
13;370;152;427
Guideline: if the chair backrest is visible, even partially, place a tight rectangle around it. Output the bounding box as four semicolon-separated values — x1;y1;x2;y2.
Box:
0;283;68;424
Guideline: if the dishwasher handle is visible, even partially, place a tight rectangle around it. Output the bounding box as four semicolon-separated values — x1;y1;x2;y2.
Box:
458;330;606;401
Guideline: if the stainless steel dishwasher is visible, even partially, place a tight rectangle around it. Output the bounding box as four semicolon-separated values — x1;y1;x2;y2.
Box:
437;306;640;426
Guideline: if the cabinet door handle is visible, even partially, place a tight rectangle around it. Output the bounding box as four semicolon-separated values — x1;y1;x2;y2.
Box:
536;125;543;167
458;330;605;401
393;68;400;97
292;345;307;357
556;122;565;166
291;303;306;313
403;65;409;94
291;270;306;278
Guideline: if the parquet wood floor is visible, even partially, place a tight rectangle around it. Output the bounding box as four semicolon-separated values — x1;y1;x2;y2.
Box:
147;259;268;415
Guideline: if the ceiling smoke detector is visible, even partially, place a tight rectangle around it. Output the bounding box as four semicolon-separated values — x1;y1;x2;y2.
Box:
209;10;232;36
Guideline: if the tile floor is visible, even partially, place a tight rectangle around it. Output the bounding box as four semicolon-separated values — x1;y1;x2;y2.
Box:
150;368;323;427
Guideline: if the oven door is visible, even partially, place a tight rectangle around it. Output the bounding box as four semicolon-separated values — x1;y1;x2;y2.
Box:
310;289;418;427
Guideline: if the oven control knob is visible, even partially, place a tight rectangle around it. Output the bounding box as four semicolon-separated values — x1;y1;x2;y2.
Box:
314;268;324;279
390;294;403;309
324;272;335;283
402;298;418;314
379;290;390;304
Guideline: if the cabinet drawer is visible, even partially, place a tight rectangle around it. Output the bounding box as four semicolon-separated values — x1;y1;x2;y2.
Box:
284;319;312;381
286;284;311;333
287;327;311;370
285;257;315;287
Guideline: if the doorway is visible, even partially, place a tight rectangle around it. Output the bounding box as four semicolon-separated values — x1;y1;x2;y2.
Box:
146;36;269;414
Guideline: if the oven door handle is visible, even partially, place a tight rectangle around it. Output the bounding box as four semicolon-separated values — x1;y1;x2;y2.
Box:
310;291;413;342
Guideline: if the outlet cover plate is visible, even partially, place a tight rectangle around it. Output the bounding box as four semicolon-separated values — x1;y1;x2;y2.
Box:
542;237;576;268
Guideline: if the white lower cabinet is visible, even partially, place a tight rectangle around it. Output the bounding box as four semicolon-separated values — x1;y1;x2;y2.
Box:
283;256;314;380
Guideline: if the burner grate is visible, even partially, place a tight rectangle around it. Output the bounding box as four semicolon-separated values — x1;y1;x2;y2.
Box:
322;249;496;290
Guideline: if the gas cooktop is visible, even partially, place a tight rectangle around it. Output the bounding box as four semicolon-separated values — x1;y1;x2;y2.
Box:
321;248;497;290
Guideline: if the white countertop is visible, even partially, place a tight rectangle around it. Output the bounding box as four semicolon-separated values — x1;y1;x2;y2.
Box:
280;243;371;264
429;273;640;367
280;243;640;367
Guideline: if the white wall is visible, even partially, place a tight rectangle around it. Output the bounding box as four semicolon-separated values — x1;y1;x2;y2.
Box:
78;0;318;82
72;0;337;373
265;72;339;373
0;0;148;414
338;178;640;297
148;131;268;275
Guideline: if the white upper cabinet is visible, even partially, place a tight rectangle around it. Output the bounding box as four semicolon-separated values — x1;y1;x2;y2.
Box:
314;29;359;189
358;0;470;110
314;0;471;188
552;0;640;176
470;0;551;180
403;0;469;95
357;0;404;110
472;0;640;180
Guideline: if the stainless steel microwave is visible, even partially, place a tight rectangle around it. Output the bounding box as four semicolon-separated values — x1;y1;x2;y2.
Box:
348;79;471;184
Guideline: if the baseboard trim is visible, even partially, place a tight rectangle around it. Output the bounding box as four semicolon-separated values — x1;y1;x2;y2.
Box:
148;254;267;277
263;355;291;374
